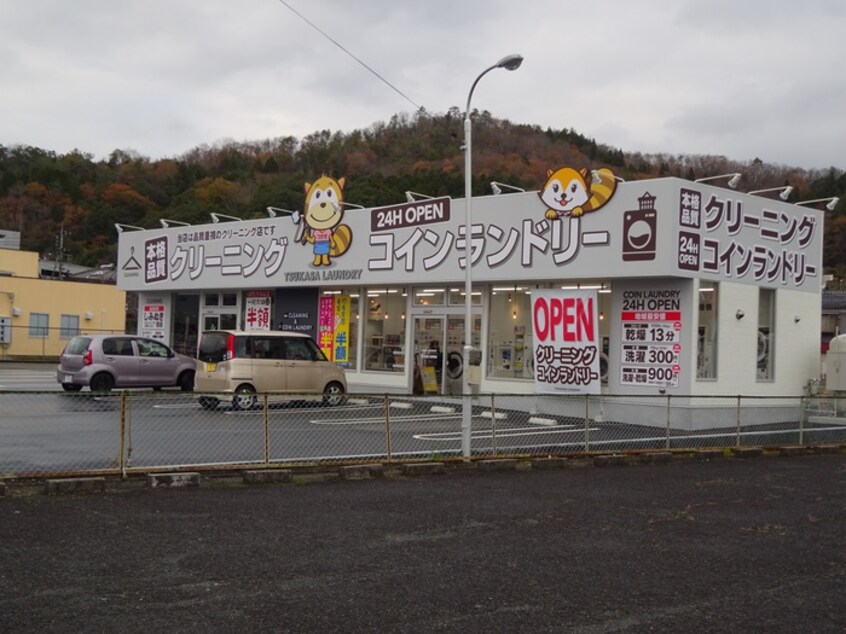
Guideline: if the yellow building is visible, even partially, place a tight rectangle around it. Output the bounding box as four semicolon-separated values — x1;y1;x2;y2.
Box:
0;248;126;360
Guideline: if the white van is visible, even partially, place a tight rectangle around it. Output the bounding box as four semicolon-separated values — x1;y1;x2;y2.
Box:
195;330;347;410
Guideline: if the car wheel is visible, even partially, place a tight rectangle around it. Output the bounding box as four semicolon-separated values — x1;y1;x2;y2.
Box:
322;381;346;407
90;373;115;393
62;384;83;392
198;396;219;411
232;386;256;410
178;370;195;392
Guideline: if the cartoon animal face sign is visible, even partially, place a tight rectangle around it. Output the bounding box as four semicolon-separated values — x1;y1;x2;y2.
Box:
539;167;617;219
304;175;346;231
293;175;353;267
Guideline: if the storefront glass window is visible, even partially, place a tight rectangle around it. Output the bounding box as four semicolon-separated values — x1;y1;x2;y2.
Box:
757;288;775;381
487;286;533;379
363;287;407;372
413;287;445;306
697;282;718;379
447;287;482;306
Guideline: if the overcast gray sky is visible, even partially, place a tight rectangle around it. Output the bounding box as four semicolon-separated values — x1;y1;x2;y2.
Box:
2;0;844;169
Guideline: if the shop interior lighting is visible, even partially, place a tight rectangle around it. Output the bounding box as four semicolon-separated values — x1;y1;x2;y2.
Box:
694;173;742;189
747;186;793;200
796;197;839;211
490;181;525;195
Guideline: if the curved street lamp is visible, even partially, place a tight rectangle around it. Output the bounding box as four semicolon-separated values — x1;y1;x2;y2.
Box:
462;53;524;457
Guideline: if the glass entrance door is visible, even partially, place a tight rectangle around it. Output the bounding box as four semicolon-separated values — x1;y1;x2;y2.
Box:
412;317;445;395
202;313;238;332
444;315;481;396
412;314;481;396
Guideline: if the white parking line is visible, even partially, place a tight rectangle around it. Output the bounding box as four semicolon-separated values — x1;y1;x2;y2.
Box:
309;412;466;425
415;425;587;442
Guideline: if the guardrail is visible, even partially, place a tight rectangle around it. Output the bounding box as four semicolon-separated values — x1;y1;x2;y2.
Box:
1;391;844;479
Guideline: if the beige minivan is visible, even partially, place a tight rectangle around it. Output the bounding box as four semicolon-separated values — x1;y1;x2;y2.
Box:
195;330;347;410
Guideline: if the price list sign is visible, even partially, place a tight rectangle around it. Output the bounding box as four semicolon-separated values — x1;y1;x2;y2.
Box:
620;310;682;388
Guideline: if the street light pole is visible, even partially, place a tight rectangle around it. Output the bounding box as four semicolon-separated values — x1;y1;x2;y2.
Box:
461;53;524;458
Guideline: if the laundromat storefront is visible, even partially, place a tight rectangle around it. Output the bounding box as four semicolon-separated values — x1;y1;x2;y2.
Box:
117;173;823;403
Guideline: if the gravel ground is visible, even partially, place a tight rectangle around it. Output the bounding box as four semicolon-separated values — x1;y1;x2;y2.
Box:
1;454;844;633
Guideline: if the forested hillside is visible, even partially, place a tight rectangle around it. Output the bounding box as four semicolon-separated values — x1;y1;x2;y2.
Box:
1;108;845;274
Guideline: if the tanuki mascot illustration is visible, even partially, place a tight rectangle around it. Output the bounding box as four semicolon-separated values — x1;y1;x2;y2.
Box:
539;166;617;219
293;175;353;267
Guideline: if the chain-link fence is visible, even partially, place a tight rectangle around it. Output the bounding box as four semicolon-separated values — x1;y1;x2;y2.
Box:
1;390;845;478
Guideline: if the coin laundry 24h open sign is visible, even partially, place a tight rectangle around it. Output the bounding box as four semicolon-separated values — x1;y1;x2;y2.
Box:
531;289;601;394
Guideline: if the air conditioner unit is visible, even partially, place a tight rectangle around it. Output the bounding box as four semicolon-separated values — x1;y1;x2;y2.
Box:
84;312;94;321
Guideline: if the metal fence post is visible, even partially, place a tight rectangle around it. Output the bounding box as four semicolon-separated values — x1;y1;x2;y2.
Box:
384;394;392;462
799;395;805;446
736;395;742;448
490;393;497;456
584;394;590;453
665;394;671;450
263;394;270;465
119;390;127;478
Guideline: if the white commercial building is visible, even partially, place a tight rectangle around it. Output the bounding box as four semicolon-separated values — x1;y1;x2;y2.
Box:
116;173;823;428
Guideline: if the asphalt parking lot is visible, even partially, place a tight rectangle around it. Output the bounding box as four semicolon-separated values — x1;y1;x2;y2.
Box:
1;454;844;633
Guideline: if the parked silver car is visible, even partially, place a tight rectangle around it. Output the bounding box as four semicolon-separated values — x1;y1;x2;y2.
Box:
57;335;196;392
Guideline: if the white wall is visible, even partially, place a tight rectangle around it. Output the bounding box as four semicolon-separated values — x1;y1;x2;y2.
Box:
693;281;820;396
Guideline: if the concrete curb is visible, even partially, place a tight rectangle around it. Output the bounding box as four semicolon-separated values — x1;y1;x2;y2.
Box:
638;452;674;464
1;447;843;499
531;457;571;470
695;449;726;460
147;472;201;488
733;447;764;459
243;469;293;484
476;459;520;472
401;462;446;476
777;446;809;456
45;477;106;495
338;464;384;480
593;454;629;467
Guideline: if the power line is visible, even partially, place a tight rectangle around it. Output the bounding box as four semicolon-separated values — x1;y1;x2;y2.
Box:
276;0;421;111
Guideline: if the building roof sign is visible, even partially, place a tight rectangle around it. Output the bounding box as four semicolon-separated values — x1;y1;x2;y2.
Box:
116;174;823;294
